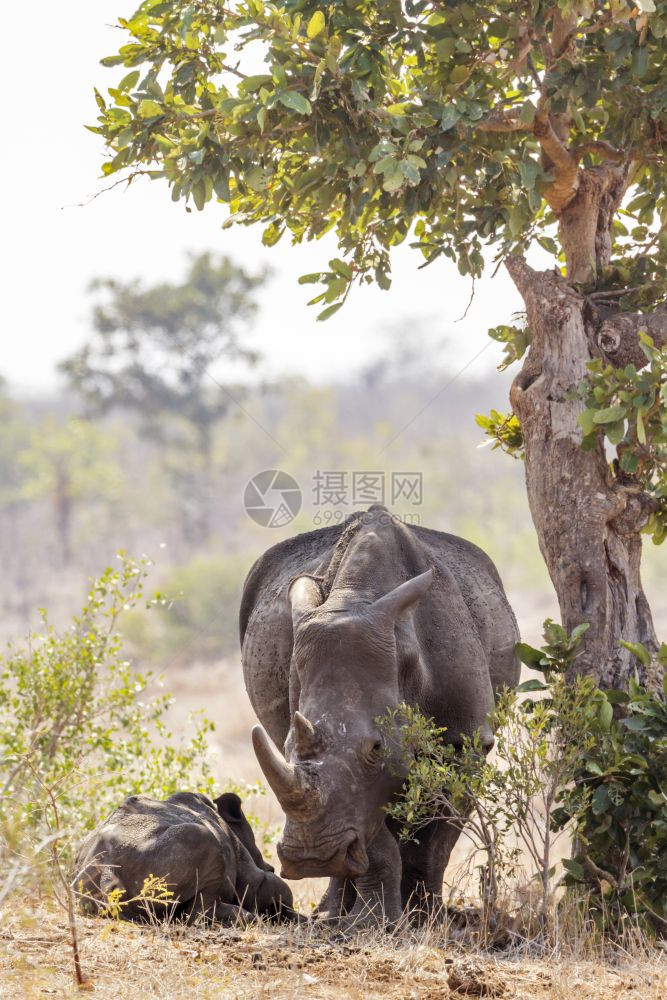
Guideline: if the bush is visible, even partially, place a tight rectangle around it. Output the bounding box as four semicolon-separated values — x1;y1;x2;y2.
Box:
121;552;250;664
382;621;667;943
0;554;216;853
520;630;667;934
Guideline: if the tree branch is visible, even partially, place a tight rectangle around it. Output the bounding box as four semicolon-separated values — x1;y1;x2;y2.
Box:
534;103;579;213
477;111;528;133
596;307;667;369
572;140;625;164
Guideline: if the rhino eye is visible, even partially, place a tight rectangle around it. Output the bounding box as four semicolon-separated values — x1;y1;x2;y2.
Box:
372;740;382;753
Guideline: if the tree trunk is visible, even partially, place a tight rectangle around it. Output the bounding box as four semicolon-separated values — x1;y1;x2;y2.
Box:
54;468;72;566
506;257;661;691
196;419;214;544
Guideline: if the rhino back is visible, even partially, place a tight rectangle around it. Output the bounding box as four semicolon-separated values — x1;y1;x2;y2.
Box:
73;794;237;918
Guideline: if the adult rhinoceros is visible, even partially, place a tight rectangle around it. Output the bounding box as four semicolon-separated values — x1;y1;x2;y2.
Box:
240;506;519;924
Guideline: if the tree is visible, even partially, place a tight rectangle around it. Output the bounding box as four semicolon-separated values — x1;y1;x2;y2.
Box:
19;418;124;564
91;1;666;688
61;252;266;542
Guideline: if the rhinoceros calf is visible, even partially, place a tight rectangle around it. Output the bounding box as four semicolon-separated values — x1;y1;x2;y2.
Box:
241;505;520;926
73;791;294;923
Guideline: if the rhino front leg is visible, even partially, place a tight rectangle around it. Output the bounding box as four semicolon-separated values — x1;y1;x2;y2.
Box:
315;877;357;918
184;891;248;926
344;823;402;929
399;817;462;922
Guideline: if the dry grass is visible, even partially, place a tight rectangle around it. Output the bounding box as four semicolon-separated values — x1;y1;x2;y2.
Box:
1;898;665;1000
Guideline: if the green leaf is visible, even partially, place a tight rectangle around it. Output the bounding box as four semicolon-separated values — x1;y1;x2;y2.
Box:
632;46;649;78
329;258;353;280
245;166;272;192
278;90;312;115
619;451;639;474
593;405;626;424
307;11;325;39
515;642;545;668
440;106;460;131
317;302;343;321
519;101;536;126
118;70;140;91
591;785;611;815
240;74;273;94
577;410;597;436
619;640;651;667
450;65;470;84
517;679;548;693
435;38;457;61
137;100;164;118
262;222;283;247
605;419;626;446
383;171;404;193
598;699;613;732
373;155;398;175
192;179;207;211
562;859;585;881
636;407;646;445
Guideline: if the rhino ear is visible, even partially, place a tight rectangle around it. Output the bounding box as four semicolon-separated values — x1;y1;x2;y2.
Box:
288;575;323;625
371;569;434;624
215;792;243;822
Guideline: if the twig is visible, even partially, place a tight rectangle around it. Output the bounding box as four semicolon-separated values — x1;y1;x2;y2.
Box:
455;276;476;322
587;286;644;300
22;758;87;989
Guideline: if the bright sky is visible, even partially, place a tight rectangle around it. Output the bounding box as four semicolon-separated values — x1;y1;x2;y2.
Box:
4;2;544;394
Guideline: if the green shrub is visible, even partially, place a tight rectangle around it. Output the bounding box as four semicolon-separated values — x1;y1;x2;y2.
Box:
121;552;250;664
383;621;667;942
519;630;667;933
0;554;216;849
553;677;667;932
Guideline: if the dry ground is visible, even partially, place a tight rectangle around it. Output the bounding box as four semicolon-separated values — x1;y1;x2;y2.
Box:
1;901;665;1000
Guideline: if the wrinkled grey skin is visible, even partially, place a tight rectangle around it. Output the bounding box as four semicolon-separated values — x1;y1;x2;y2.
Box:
240;506;520;926
73;791;295;923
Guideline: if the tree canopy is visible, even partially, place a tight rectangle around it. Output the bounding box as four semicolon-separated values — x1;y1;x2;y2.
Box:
61;252;264;443
93;1;666;316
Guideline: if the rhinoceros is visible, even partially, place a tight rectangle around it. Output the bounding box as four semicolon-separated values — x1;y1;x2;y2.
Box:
240;506;520;925
73;791;294;923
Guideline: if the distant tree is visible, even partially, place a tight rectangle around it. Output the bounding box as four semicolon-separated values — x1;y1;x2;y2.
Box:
91;2;666;689
61;253;266;542
19;418;123;564
0;379;27;511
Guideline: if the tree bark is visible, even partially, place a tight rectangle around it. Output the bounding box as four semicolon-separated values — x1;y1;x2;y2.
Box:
506;257;662;691
557;164;630;284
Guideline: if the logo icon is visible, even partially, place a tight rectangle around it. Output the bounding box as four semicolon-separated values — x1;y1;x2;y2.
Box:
244;470;302;528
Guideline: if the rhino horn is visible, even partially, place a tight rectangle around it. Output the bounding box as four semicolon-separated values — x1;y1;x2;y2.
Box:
293;711;318;758
288;576;323;625
371;568;434;623
252;725;310;809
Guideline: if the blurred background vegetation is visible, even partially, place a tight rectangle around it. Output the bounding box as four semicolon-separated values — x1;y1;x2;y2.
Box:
1;252;664;669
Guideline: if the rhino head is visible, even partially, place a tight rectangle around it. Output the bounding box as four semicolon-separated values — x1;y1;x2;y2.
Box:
252;569;436;880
